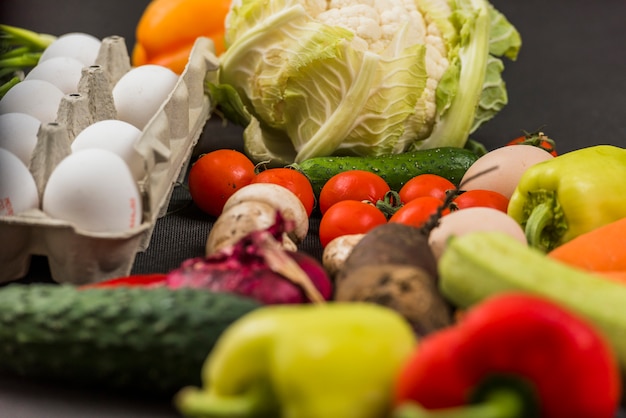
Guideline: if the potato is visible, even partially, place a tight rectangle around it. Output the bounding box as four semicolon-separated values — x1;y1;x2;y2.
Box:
334;264;453;336
336;223;437;285
335;223;453;336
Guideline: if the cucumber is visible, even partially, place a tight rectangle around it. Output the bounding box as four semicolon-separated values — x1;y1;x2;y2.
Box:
0;284;260;396
438;231;626;379
292;147;479;195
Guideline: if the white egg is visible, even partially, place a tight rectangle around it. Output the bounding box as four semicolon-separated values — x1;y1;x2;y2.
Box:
460;145;555;199
25;56;85;94
0;112;41;166
0;79;65;123
71;119;145;181
42;149;142;233
39;32;102;67
112;65;179;130
428;207;527;261
0;148;40;216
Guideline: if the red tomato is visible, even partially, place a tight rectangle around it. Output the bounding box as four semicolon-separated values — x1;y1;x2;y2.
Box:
319;170;390;215
188;149;256;217
506;131;557;157
319;200;387;247
399;174;456;203
389;196;447;228
251;167;315;216
451;189;510;213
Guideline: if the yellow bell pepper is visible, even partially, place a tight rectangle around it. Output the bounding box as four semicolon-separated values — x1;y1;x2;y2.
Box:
174;302;418;418
508;145;626;252
132;0;231;74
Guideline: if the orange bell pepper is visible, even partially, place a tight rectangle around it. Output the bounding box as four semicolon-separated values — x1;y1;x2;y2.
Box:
132;0;231;74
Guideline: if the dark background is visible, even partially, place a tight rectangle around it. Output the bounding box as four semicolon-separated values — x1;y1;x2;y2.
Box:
2;0;626;416
3;0;626;155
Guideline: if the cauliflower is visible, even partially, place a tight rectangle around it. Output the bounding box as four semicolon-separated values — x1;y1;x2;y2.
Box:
315;0;424;52
215;0;521;165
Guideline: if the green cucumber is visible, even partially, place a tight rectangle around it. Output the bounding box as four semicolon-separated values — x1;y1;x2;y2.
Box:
291;147;479;196
0;284;260;396
438;231;626;379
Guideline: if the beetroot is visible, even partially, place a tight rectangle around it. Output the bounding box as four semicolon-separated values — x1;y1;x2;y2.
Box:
165;213;332;304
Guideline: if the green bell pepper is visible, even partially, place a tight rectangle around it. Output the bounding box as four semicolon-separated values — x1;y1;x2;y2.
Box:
174;302;417;418
508;145;626;252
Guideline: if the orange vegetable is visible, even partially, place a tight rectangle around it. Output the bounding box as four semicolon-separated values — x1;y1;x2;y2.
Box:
132;0;231;74
594;270;626;285
548;215;626;272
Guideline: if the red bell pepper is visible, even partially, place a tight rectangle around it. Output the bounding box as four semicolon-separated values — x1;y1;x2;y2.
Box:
393;292;621;418
80;273;167;289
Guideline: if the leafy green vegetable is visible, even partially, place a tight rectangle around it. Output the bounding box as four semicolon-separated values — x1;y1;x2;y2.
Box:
212;0;521;165
0;24;56;98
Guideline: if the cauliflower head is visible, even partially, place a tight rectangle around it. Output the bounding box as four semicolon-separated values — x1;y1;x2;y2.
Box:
214;0;521;164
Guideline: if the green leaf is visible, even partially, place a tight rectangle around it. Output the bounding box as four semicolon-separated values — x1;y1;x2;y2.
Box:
471;55;508;133
487;3;522;60
206;82;251;127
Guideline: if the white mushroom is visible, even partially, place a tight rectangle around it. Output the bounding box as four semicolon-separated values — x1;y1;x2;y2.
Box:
322;233;366;279
221;182;309;244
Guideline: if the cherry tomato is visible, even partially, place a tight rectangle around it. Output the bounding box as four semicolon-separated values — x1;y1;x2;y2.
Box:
319;170;391;215
389;196;448;228
319;200;387;247
506;131;557;157
188;149;256;217
451;189;510;213
251;167;315;216
399;174;456;203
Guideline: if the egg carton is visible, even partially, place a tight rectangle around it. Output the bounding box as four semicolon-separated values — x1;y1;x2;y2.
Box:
0;35;219;285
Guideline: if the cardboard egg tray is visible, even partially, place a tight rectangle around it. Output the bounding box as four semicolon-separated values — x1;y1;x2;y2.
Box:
0;36;219;285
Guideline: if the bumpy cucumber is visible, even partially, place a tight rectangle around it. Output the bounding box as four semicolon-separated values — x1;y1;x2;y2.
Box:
0;284;260;396
292;147;479;195
438;231;626;378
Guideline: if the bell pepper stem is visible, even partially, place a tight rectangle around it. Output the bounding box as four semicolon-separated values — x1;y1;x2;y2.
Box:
174;386;267;417
394;389;525;418
523;202;552;251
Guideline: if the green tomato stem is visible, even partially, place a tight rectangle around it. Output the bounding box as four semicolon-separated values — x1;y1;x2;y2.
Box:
393;389;525;418
375;190;403;219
